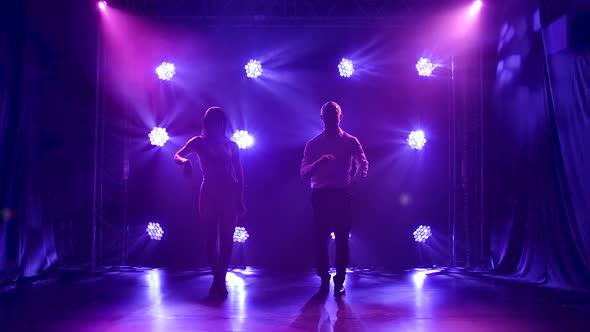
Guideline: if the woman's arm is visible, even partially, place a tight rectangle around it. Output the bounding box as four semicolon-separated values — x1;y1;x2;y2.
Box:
231;142;246;216
174;137;199;164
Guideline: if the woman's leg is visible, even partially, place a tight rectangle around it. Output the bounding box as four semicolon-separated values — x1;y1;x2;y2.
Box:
217;214;237;282
200;189;220;280
203;215;219;279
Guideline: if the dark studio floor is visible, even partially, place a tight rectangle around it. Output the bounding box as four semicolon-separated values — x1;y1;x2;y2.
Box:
1;267;589;331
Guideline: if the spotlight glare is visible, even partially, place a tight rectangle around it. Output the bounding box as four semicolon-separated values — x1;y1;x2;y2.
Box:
469;0;483;16
146;222;164;241
416;57;436;77
407;130;427;150
338;58;355;78
97;1;107;11
413;225;432;243
149;127;169;147
231;130;254;149
233;227;250;243
156;62;175;81
245;59;263;79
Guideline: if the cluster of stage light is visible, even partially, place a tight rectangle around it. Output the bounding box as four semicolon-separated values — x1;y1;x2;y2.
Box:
245;59;263;79
413;225;432;243
145;222;249;243
233;227;250;243
146;222;164;241
148;127;254;149
99;0;484;80
156;62;176;81
231;130;255;149
148;126;424;151
407;130;427;150
151;57;448;80
149;58;454;81
149;127;170;147
150;57;453;80
416;58;436;77
330;232;352;240
338;58;355;78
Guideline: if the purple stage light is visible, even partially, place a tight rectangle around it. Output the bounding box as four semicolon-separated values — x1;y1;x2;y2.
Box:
97;1;107;11
156;62;175;81
416;58;435;77
245;60;262;79
146;222;164;241
413;225;432;243
231;130;254;149
338;58;355;78
469;0;483;16
407;130;427;150
149;127;169;147
234;227;250;243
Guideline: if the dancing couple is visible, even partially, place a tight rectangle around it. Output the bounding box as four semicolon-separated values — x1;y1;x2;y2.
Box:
174;101;368;297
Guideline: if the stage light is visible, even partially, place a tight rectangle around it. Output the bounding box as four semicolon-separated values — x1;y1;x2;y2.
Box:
330;232;351;240
97;1;107;11
399;193;411;206
156;62;175;81
407;130;427;150
146;222;164;241
231;130;254;149
233;227;250;243
469;0;483;16
413;225;432;243
245;59;262;79
149;127;169;147
1;208;13;222
416;58;435;77
338;58;355;78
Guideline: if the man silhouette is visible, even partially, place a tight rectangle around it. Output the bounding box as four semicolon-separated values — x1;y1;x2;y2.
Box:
301;101;368;296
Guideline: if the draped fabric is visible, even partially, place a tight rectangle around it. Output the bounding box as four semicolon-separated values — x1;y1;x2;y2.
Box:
1;0;59;285
488;0;590;290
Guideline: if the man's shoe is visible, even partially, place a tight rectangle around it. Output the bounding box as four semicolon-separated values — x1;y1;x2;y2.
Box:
334;283;345;296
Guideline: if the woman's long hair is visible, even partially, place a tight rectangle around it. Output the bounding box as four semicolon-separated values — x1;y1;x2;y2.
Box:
202;106;229;138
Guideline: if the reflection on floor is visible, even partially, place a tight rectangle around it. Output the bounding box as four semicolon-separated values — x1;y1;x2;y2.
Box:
1;267;589;331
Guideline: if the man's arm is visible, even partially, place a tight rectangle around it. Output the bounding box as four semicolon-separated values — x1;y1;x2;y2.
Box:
300;142;318;179
174;137;198;164
352;137;369;178
300;141;334;179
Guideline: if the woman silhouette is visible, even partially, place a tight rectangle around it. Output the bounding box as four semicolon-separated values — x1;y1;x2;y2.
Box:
174;106;246;296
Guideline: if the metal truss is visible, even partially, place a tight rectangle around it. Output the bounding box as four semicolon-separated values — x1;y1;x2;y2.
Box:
449;51;485;268
92;0;475;268
110;0;458;18
92;0;139;267
92;48;129;266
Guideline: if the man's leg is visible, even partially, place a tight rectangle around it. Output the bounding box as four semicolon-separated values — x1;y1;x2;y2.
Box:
333;190;352;292
312;190;331;290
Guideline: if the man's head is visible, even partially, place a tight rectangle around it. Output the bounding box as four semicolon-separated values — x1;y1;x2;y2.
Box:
320;101;343;129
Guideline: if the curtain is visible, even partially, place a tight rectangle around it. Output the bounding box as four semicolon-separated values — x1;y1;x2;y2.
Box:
0;0;58;286
488;0;590;290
